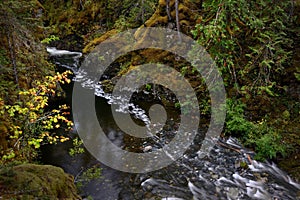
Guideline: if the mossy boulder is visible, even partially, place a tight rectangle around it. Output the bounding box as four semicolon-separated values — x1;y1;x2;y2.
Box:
0;164;81;199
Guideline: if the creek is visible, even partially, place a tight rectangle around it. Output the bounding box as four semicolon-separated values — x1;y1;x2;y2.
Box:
41;47;300;200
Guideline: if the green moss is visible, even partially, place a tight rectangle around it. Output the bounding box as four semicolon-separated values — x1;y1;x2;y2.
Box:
145;15;168;27
0;164;81;199
240;161;248;169
83;29;119;53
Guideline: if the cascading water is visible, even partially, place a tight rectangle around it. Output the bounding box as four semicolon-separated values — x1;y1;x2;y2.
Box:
45;47;300;200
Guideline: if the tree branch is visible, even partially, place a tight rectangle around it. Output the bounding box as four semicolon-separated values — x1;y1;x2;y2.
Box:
166;0;171;21
175;0;182;42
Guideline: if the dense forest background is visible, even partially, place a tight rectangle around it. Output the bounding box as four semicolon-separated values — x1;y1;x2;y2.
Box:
0;0;299;198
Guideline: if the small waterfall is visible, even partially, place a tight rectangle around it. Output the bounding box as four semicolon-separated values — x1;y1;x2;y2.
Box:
47;47;151;126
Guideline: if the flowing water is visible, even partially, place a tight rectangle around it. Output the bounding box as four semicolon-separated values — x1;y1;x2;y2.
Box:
42;47;300;200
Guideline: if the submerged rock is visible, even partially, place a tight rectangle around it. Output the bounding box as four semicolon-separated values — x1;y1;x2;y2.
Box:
0;164;81;199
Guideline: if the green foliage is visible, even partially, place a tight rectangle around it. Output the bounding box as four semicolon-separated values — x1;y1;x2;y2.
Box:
0;0;71;164
240;161;248;169
192;0;293;95
114;15;132;31
180;66;188;76
69;137;85;156
225;99;287;161
0;49;10;66
80;166;102;182
145;83;152;91
192;0;296;162
75;165;102;192
255;132;286;161
41;35;60;44
2;152;16;161
225;99;254;137
0;71;73;162
112;0;157;30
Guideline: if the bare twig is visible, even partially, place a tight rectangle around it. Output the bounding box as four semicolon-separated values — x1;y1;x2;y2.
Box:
13;136;23;150
217;140;241;154
247;154;253;164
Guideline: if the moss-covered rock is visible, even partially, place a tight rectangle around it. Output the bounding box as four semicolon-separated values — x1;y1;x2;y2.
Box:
83;29;119;54
0;164;81;199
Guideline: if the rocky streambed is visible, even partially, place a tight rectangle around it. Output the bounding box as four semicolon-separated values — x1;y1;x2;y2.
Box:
129;137;300;200
43;47;300;200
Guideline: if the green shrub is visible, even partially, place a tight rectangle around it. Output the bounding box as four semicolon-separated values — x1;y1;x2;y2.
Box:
192;0;293;95
225;99;287;161
254;132;286;161
41;35;60;44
